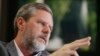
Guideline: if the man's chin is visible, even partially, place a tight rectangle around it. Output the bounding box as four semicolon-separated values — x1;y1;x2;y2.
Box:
33;41;46;52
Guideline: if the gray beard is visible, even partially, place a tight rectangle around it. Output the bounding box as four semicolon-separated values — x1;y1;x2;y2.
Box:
23;37;46;53
23;30;47;53
32;38;46;52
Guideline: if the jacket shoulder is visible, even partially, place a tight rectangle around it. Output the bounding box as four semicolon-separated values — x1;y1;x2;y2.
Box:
0;41;9;56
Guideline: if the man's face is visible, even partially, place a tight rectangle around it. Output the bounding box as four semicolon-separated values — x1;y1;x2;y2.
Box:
22;9;53;52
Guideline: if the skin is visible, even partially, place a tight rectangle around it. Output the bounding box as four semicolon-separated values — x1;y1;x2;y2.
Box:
15;9;91;56
49;36;91;56
15;9;53;56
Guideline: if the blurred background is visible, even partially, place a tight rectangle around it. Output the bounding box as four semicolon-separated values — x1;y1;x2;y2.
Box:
0;0;97;56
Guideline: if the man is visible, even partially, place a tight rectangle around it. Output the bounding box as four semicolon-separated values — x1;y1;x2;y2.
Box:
2;2;91;56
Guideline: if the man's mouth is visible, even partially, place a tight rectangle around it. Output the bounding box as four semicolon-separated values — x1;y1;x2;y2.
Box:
39;35;47;44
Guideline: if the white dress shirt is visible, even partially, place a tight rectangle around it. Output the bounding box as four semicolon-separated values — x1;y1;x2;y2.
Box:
14;40;24;56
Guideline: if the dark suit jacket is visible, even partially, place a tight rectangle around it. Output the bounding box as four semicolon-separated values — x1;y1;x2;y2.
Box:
0;40;50;56
0;41;8;56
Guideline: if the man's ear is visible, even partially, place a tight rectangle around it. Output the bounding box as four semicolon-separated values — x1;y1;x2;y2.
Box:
16;17;26;31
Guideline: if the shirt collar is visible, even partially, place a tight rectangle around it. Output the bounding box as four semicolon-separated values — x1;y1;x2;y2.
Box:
14;40;24;56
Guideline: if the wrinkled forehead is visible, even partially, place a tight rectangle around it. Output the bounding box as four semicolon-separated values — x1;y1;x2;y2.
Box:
31;9;53;26
35;9;53;28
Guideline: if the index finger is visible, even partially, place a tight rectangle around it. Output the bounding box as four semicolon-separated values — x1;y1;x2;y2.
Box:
66;36;91;50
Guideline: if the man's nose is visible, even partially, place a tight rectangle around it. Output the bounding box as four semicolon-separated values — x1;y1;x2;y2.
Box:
42;25;50;34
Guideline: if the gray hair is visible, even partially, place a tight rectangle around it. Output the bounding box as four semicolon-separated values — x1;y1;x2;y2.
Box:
14;3;52;36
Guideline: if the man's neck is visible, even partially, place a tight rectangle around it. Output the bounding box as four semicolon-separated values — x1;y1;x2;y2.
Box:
14;39;36;56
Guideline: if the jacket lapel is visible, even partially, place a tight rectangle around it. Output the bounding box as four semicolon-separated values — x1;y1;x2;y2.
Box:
6;40;18;56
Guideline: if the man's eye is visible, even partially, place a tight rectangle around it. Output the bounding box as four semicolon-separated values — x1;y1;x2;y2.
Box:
41;22;45;26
